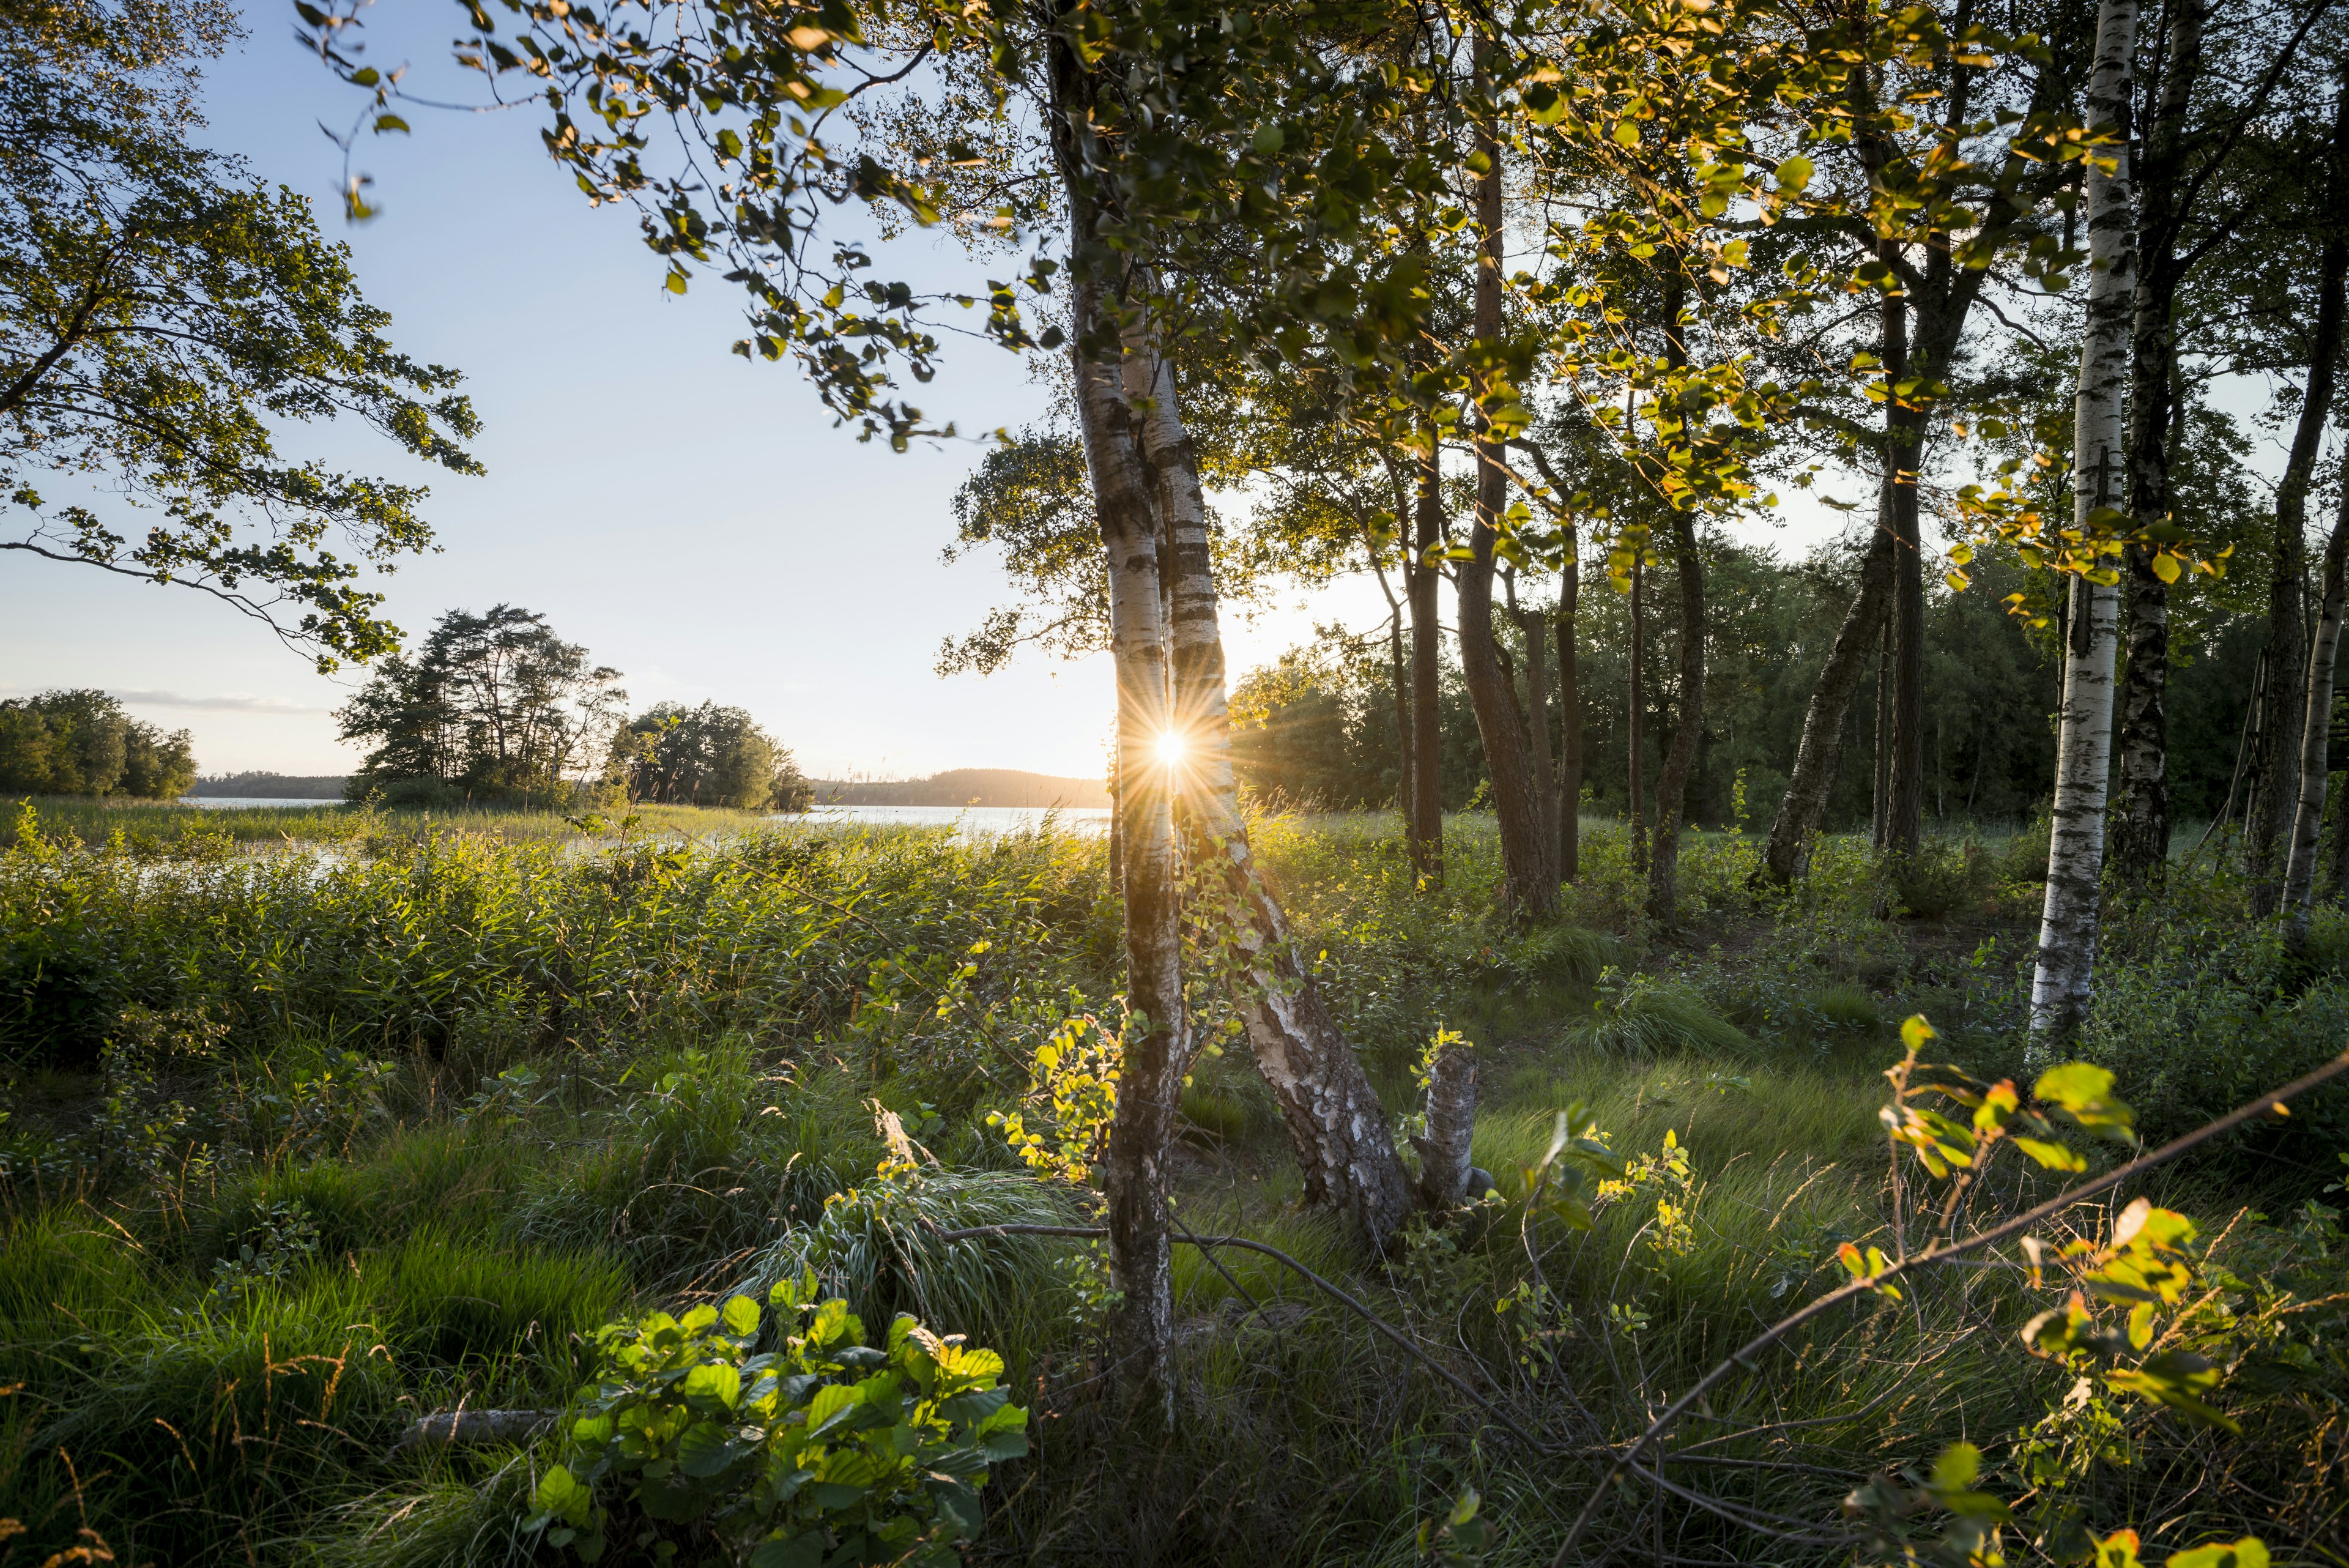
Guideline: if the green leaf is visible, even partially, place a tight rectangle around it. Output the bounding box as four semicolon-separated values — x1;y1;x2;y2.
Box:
1774;154;1813;193
2034;1063;2137;1142
748;1530;826;1568
2011;1136;2085;1172
682;1361;741;1413
722;1295;761;1336
2167;1539;2269;1568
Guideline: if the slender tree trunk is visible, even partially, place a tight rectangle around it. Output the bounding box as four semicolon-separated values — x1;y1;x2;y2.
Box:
1882;245;1927;858
2286;483;2349;948
1647;278;1705;923
2110;0;2207;885
1408;428;1446;883
1556;548;1581;883
1628;549;1648;872
1124;343;1417;1249
1368;486;1416;830
2256;81;2349;912
2031;0;2135;1044
1068;303;1185;1411
1458;50;1556;916
1871;625;1891;850
1518;604;1557;875
1758;521;1895;885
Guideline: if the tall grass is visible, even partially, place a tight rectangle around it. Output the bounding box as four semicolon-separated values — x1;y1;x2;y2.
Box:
1;812;2340;1565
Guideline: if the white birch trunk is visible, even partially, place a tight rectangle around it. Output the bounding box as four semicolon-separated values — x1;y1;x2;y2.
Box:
2030;0;2136;1043
1074;332;1186;1413
1121;341;1418;1247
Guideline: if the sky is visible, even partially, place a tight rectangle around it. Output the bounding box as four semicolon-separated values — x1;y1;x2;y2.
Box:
0;4;1220;781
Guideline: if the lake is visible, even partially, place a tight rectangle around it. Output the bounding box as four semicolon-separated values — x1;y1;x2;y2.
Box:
797;803;1109;837
176;797;1109;838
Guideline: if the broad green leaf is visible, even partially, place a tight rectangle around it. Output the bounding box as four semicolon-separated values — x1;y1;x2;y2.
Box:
2167;1539;2269;1568
722;1295;760;1336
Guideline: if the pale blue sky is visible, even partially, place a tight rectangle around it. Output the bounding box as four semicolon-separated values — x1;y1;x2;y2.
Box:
0;3;1279;780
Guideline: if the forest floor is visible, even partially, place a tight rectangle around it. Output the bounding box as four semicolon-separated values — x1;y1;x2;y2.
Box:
0;811;2342;1566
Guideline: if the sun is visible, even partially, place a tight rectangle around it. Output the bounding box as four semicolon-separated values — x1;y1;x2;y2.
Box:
1154;730;1188;766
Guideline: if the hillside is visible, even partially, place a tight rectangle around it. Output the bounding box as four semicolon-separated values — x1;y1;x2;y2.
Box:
810;767;1109;808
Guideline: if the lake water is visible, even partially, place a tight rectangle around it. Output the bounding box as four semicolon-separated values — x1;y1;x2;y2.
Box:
797;804;1108;837
172;797;1109;838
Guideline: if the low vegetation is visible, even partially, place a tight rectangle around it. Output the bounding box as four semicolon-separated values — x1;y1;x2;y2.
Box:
1;812;2339;1566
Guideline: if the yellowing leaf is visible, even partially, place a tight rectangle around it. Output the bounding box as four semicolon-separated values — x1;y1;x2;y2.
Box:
2150;551;2181;583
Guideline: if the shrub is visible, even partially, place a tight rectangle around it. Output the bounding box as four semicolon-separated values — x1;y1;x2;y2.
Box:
527;1275;1028;1567
1570;969;1751;1057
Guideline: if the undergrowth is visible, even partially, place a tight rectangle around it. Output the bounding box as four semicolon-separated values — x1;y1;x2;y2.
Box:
0;811;2340;1566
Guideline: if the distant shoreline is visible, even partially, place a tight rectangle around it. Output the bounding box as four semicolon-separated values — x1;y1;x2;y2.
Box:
807;768;1109;809
181;766;1111;810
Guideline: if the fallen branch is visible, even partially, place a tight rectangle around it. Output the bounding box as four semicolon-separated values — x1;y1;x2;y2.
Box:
393;1408;557;1451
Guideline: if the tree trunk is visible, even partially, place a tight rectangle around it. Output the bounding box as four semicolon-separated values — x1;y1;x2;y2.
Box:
1647;277;1705;924
2109;0;2208;886
1628;548;1648;872
1517;603;1558;875
1123;342;1417;1250
2031;0;2135;1044
1757;520;1895;885
2255;81;2349;913
1367;484;1416;831
1556;549;1581;883
2285;482;2349;948
1458;53;1556;917
1067;297;1186;1412
1408;427;1447;883
1882;242;1927;858
1871;624;1891;850
1411;1034;1477;1209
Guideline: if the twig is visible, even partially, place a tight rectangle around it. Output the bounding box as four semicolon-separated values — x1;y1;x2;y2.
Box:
1547;1049;2349;1568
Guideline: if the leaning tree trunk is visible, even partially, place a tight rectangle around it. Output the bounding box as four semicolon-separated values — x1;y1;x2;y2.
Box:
2031;0;2136;1045
1758;517;1894;885
2107;0;2206;885
1458;70;1557;917
2284;481;2349;949
1067;294;1187;1413
1408;426;1447;883
1123;341;1418;1249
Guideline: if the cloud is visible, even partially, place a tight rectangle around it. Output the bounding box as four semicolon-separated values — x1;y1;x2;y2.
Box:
108;689;335;716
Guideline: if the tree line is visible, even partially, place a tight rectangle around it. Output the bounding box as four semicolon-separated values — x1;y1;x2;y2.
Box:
0;690;195;800
336;605;812;811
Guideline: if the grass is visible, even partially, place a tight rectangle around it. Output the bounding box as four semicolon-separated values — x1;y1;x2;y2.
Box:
0;810;2342;1565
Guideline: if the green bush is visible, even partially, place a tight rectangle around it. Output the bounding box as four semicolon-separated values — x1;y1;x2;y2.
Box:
1570;969;1751;1057
527;1275;1027;1566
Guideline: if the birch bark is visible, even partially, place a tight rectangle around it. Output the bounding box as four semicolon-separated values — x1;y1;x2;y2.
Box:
2030;0;2135;1044
1123;343;1418;1249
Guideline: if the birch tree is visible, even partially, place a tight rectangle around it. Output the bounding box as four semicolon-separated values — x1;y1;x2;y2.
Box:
2030;0;2136;1044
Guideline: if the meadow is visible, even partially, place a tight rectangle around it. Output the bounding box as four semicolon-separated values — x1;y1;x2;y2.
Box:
1;804;2343;1566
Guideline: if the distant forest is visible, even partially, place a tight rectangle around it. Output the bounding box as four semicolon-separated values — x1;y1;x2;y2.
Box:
189;773;350;798
812;769;1111;808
